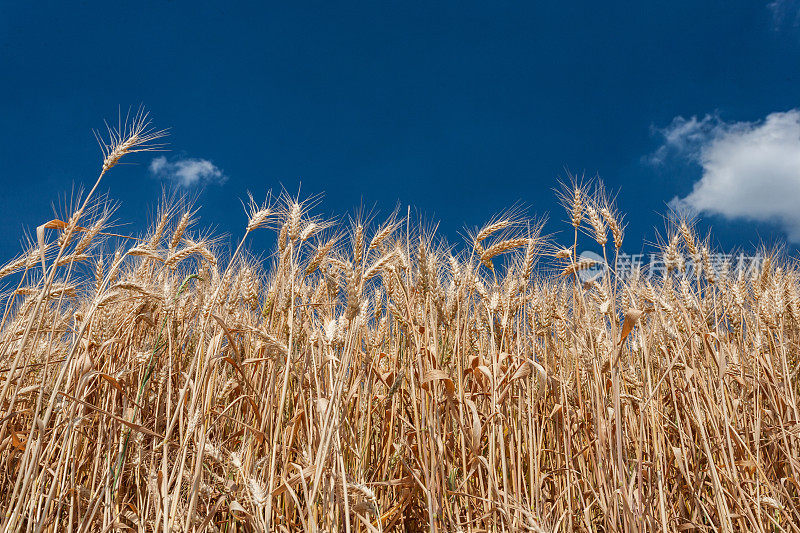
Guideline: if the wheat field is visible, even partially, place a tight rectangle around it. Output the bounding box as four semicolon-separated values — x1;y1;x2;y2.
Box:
0;114;797;532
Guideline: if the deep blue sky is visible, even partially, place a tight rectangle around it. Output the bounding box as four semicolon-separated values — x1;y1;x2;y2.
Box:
1;1;799;262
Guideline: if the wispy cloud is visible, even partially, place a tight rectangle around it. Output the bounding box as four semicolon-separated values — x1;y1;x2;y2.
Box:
149;156;227;188
651;109;800;242
769;0;800;30
646;114;722;165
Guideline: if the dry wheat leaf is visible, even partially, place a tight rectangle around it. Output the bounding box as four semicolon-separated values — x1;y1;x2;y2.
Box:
421;369;455;396
619;308;644;343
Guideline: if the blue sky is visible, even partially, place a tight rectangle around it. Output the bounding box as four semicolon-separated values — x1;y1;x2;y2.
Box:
2;1;800;261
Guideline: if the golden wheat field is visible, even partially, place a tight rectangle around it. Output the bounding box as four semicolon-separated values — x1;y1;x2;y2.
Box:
0;113;798;532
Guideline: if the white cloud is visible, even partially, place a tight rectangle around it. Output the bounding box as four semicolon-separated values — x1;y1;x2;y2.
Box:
654;110;800;242
149;156;227;188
